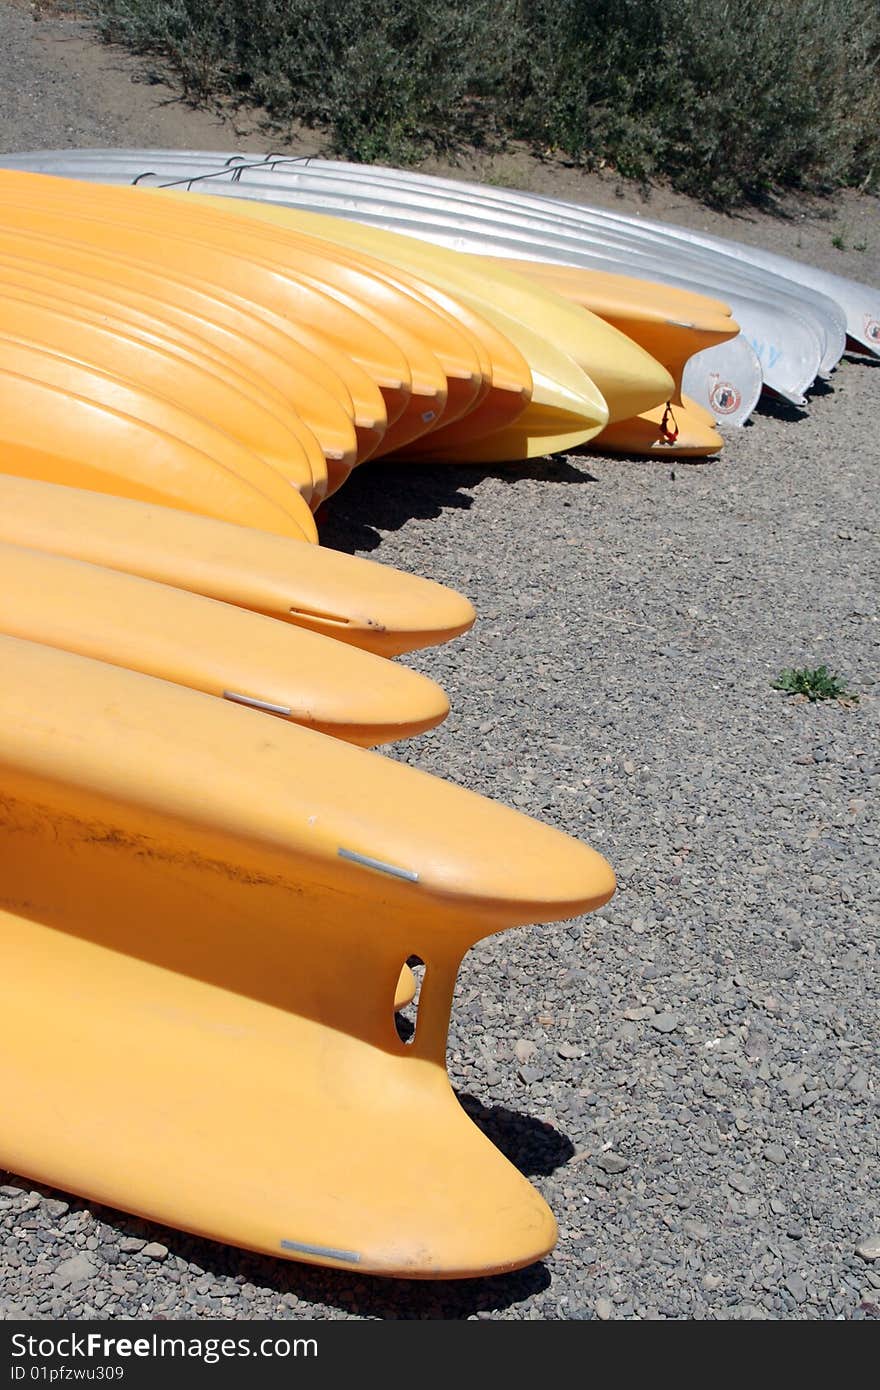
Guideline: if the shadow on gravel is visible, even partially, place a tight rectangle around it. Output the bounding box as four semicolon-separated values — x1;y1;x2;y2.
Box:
754;394;810;423
111;1201;551;1318
195;1245;553;1320
457;1093;575;1177
319;456;597;555
807;376;835;399
569;448;719;467
136;1226;552;1320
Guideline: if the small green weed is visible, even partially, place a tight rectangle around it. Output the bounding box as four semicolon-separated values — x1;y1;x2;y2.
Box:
831;225;869;252
772;665;857;702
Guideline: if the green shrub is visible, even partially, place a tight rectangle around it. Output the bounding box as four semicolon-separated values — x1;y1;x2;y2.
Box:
498;0;880;206
93;0;880;208
95;0;499;162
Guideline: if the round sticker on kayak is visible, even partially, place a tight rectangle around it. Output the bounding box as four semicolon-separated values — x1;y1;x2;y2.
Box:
708;379;742;416
865;315;880;345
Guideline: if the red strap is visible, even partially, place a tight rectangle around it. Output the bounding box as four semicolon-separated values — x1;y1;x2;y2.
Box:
660;401;679;444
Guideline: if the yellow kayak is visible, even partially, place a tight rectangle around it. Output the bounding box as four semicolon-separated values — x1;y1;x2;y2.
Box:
0;284;326;503
0;351;317;542
596;396;723;456
491;258;736;358
135;192;489;451
148;188;509;449
0;181;391;477
0;250;360;504
0;476;476;657
139;191;536;453
0;542;449;746
0;635;615;1276
0;176;422;433
0;171;464;455
0;173;496;457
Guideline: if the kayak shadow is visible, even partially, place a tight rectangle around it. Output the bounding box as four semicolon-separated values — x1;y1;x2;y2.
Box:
457;1093;575;1178
753;393;809;423
807;376;834;399
319;456;597;555
570;449;719;467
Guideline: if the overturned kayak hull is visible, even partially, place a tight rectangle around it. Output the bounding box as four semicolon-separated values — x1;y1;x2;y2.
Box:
0;356;318;542
0;636;615;1276
0;282;325;503
0;170;621;455
0;237;363;491
491;255;742;447
595;394;723;457
0;176;392;472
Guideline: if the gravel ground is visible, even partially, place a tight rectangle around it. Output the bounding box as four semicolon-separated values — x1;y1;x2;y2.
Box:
0;1;878;1323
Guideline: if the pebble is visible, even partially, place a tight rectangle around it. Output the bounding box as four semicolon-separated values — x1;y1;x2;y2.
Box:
785;1274;808;1303
597;1154;629;1175
729;1174;753;1194
649;1013;681;1034
684;1220;709;1241
52;1255;96;1290
856;1236;880;1262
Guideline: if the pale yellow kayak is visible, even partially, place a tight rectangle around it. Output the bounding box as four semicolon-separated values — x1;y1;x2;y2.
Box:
489;258;737;363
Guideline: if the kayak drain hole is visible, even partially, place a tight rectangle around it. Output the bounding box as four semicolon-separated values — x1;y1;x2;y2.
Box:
394;955;425;1045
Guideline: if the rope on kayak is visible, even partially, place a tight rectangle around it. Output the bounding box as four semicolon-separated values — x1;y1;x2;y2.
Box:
659;401;680;444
